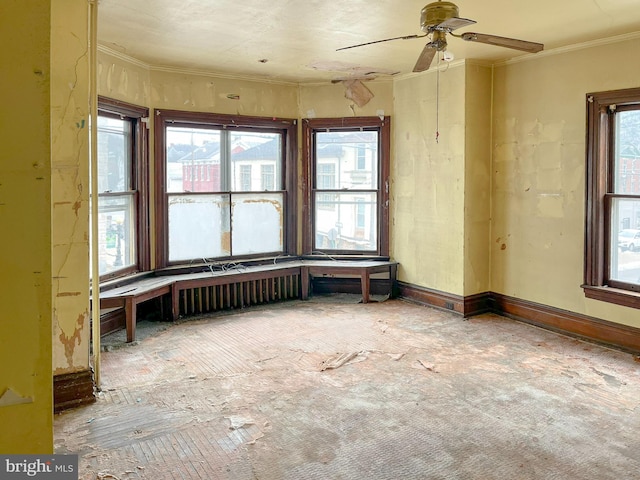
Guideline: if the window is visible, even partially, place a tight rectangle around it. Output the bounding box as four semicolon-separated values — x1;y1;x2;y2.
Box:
302;117;390;256
240;165;252;191
93;98;149;279
155;110;297;266
584;88;640;308
261;164;275;191
317;163;336;190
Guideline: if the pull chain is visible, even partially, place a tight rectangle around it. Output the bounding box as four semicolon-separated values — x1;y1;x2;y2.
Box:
435;54;440;143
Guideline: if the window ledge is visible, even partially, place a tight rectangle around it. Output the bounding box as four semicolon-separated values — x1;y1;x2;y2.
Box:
582;285;640;309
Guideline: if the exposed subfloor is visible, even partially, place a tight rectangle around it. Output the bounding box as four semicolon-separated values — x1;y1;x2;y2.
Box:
55;296;640;479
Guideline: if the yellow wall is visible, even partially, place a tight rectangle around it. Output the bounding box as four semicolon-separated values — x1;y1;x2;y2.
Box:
98;49;300;117
392;64;467;295
150;70;300;118
298;81;394;119
492;36;640;328
0;0;53;453
98;50;151;106
51;0;91;375
464;63;492;295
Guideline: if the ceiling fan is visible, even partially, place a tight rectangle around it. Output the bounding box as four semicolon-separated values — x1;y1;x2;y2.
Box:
337;0;544;72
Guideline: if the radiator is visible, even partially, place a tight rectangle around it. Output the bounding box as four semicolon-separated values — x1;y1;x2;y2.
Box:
178;272;301;316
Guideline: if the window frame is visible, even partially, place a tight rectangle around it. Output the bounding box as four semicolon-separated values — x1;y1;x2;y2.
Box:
96;97;150;280
154;110;297;268
302;116;391;257
584;87;640;309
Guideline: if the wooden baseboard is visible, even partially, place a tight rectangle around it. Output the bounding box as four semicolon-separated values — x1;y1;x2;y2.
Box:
54;369;96;413
464;292;492;317
490;293;640;354
397;282;464;314
397;281;640;354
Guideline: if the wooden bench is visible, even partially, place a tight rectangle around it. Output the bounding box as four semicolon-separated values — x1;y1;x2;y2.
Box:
299;259;398;303
97;259;398;343
99;276;176;343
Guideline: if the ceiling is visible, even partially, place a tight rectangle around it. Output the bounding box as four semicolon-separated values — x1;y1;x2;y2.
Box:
98;0;640;84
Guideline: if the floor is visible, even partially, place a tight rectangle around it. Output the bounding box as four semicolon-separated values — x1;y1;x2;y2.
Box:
55;296;640;479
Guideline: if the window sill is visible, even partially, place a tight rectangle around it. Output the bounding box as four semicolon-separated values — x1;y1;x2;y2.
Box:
582;285;640;309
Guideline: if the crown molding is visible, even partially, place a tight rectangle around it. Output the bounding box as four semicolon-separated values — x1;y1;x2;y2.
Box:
97;44;150;70
97;44;299;86
497;30;640;67
149;63;299;86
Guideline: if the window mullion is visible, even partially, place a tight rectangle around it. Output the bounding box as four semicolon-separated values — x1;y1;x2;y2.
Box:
220;130;230;192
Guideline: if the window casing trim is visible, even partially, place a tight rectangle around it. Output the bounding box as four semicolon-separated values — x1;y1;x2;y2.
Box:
301;116;391;257
584;87;640;309
96;97;150;280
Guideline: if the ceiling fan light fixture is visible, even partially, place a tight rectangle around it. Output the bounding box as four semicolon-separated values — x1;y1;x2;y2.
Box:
430;30;448;51
337;0;543;73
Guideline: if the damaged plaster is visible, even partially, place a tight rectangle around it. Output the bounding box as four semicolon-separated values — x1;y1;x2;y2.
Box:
342;79;374;108
57;310;89;372
51;0;91;374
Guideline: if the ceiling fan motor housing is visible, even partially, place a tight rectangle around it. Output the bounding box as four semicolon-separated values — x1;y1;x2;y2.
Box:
421;1;459;32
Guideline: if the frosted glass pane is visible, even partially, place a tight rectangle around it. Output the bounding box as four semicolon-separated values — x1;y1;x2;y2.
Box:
232;193;283;255
168;194;230;261
314;192;377;251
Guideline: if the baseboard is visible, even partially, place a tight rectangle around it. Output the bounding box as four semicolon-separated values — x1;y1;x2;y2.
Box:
397;281;640;354
397;282;464;314
490;293;640;354
53;369;96;413
464;292;492;317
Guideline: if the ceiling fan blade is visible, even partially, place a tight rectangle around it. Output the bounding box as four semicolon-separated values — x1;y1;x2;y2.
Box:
460;32;543;53
437;16;476;32
413;44;437;72
337;34;426;51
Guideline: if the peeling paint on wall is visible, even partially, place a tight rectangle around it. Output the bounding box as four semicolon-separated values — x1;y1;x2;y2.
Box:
0;388;33;407
57;310;88;372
